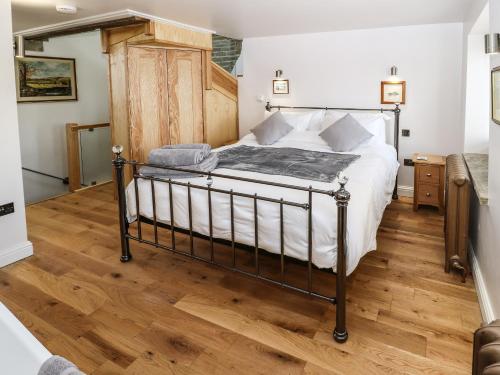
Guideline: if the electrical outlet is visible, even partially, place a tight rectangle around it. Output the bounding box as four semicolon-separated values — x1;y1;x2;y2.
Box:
402;129;410;137
0;202;14;217
404;158;414;167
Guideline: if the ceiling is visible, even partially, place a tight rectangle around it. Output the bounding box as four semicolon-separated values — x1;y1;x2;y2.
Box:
11;0;475;38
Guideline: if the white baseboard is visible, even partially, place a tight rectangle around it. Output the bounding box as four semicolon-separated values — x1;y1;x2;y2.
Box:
469;243;495;324
397;185;414;198
0;241;33;268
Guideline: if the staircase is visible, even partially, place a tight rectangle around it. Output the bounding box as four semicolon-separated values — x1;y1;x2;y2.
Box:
211;34;242;75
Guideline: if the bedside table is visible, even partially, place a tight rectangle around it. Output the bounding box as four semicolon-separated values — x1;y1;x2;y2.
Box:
412;153;446;214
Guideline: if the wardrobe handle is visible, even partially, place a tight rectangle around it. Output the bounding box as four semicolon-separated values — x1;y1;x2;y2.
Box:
426;173;432;177
426;192;431;197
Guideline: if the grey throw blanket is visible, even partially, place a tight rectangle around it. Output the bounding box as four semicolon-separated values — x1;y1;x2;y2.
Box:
149;144;211;166
216;145;360;182
140;153;219;179
161;143;211;152
38;355;84;375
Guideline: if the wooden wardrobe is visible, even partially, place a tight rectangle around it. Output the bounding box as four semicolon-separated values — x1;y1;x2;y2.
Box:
102;20;239;182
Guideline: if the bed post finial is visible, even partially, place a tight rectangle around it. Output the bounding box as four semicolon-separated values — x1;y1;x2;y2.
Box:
333;175;349;343
265;101;272;112
112;145;131;262
393;104;401;200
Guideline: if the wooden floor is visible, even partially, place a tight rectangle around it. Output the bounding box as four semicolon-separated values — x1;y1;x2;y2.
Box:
0;183;481;374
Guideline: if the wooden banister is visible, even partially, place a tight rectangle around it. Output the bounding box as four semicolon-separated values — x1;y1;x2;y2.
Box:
204;63;239;147
211;62;238;100
66;122;110;192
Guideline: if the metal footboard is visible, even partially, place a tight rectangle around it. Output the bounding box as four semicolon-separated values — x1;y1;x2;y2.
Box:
112;145;350;343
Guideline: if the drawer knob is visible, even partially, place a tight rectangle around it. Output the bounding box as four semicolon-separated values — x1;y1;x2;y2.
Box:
426;192;431;197
426;173;432;177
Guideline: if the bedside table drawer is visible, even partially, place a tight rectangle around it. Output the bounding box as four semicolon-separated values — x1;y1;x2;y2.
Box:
417;184;440;205
418;165;440;184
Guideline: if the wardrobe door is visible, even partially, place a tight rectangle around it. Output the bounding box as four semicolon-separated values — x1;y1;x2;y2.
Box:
128;46;169;162
166;50;204;144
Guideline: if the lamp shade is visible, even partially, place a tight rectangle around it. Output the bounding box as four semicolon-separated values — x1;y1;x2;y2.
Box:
385;65;403;82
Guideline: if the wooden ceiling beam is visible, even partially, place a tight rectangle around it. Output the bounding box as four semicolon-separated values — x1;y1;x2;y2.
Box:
24;16;149;41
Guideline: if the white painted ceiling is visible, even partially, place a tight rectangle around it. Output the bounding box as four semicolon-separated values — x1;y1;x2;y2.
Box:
12;0;475;38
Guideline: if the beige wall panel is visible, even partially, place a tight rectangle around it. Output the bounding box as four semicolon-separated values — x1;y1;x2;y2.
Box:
153;22;212;50
205;87;238;148
128;46;169;162
109;42;130;159
167;50;204;144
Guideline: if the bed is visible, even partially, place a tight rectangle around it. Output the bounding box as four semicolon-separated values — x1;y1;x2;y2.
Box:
112;103;401;343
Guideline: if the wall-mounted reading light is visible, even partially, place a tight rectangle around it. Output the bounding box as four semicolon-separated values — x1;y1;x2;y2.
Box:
381;65;406;104
386;66;402;82
485;33;500;54
14;35;25;58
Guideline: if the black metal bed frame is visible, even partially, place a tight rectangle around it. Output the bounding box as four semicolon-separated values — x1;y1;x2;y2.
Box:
112;103;401;344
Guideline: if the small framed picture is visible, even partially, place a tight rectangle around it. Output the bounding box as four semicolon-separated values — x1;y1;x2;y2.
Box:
273;79;289;94
492;66;500;125
15;55;78;103
381;81;406;104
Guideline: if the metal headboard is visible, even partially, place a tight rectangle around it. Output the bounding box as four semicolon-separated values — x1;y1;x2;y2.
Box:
265;102;401;199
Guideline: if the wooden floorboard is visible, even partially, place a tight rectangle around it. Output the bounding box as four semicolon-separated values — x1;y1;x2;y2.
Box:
0;184;481;374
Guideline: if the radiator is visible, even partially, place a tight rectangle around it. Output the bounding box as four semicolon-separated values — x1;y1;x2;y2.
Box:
444;154;470;282
474;320;500;374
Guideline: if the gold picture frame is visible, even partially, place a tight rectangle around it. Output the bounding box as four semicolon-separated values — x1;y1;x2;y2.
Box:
273;79;289;95
15;55;78;103
381;81;406;104
492;66;500;125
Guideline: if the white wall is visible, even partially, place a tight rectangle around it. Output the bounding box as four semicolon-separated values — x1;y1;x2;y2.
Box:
238;23;464;189
464;33;490;153
469;0;500;322
459;0;489;152
0;0;32;267
463;2;490;153
18;31;109;203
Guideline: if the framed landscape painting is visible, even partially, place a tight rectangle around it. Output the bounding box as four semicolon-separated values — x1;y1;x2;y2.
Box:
16;56;77;103
381;81;406;104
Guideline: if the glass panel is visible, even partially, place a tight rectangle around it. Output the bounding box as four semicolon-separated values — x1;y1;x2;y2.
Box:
79;127;112;186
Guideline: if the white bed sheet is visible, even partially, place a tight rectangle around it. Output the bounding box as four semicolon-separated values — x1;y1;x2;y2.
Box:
125;130;399;275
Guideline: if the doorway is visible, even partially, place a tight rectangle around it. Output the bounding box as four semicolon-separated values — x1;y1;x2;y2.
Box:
16;30;111;203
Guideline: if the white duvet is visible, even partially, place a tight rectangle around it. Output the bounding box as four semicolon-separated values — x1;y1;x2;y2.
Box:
126;130;399;275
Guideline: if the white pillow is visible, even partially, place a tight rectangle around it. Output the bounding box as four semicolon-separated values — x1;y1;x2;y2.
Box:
361;116;387;143
267;110;325;131
317;112;345;131
306;110;326;130
265;111;311;131
270;111;311;131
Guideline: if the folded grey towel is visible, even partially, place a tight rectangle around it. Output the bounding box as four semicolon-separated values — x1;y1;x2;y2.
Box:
38;355;84;375
140;153;219;179
161;143;211;153
149;146;211;167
